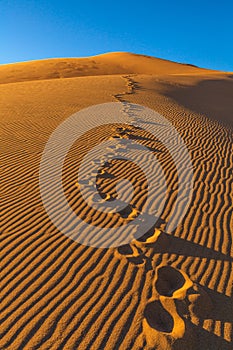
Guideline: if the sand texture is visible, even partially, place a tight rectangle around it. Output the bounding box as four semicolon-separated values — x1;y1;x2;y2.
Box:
1;52;233;349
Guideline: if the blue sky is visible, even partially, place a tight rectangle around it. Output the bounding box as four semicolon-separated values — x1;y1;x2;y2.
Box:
1;0;233;71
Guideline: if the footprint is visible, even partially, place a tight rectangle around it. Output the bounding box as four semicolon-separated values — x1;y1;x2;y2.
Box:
155;266;185;297
144;300;174;333
144;298;186;341
97;169;115;179
114;242;145;266
137;228;161;245
114;227;163;269
115;127;130;134
143;265;195;345
117;244;134;256
155;266;193;299
119;206;139;220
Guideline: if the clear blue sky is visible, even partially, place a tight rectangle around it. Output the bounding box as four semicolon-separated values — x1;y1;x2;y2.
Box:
1;0;233;71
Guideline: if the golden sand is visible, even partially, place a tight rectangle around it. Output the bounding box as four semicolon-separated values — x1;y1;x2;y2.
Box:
1;53;232;349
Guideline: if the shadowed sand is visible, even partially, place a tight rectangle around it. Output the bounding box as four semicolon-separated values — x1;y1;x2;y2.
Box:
0;52;233;350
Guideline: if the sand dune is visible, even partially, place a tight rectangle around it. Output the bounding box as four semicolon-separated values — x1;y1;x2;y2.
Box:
0;52;225;84
1;53;233;349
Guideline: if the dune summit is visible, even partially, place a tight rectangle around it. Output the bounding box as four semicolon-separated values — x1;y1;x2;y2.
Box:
0;52;233;350
0;51;224;84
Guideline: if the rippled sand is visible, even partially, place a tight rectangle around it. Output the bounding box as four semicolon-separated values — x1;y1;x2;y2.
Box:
1;52;233;349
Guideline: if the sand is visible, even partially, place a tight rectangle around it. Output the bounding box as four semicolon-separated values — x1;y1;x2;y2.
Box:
0;52;233;349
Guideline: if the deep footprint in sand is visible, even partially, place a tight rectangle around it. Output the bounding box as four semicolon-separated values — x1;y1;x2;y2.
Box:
155;265;193;299
114;228;162;267
136;228;161;245
115;243;145;266
156;266;185;297
143;265;195;343
119;206;139;220
144;300;174;333
143;265;214;347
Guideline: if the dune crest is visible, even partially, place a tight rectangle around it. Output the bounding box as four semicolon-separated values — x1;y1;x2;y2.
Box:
0;52;226;84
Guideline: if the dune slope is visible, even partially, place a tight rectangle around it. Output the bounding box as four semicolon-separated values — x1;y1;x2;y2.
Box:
0;52;222;84
0;53;233;350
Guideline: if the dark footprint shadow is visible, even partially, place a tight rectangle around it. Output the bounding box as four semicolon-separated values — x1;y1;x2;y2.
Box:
119;205;138;219
117;245;134;256
155;266;185;297
144;300;174;333
137;226;162;245
116;243;145;266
